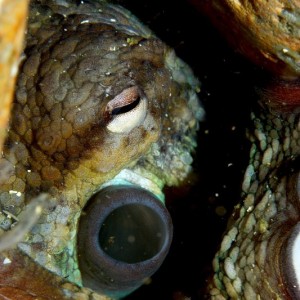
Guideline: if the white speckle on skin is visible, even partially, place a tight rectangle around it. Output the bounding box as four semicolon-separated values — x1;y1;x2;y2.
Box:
246;206;253;212
9;190;18;194
8;191;22;197
3;257;11;265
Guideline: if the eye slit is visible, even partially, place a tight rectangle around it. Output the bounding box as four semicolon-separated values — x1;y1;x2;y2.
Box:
111;96;140;116
105;86;148;134
105;86;140;116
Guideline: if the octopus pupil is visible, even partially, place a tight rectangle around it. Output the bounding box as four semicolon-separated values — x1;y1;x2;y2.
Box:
111;97;140;116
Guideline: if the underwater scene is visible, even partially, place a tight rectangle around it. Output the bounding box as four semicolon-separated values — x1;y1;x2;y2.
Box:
0;0;299;299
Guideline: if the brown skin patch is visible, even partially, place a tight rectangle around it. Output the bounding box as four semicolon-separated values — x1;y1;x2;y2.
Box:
0;249;72;300
258;78;300;112
0;249;110;299
192;0;300;79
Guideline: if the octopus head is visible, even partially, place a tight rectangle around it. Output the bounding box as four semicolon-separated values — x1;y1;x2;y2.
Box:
0;0;203;298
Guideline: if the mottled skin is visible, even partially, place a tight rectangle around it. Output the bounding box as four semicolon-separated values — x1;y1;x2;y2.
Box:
194;0;300;79
0;0;201;298
188;0;300;298
209;103;300;299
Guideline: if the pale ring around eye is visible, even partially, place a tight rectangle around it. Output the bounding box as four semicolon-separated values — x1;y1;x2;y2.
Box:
106;86;148;134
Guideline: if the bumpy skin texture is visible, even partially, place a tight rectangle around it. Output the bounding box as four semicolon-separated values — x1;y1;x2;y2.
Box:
0;0;201;298
209;104;300;299
194;0;300;79
194;0;300;298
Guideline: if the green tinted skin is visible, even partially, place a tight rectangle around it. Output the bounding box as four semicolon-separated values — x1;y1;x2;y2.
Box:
209;102;300;299
0;0;202;298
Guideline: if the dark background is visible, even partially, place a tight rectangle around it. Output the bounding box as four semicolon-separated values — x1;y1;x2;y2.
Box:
113;1;258;299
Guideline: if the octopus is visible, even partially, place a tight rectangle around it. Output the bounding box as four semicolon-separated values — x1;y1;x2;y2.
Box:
2;0;300;299
192;0;300;298
0;0;203;299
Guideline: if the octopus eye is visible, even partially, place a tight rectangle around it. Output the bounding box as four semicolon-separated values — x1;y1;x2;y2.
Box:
77;185;173;298
105;86;148;133
281;223;300;298
281;172;300;298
